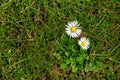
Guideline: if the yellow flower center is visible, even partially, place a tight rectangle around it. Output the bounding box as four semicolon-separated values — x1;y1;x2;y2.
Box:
71;26;76;32
81;41;86;46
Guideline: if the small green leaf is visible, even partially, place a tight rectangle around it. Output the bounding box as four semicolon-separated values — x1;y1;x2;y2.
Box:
66;59;71;64
72;64;78;73
79;65;84;71
60;63;68;70
76;53;87;63
70;57;75;64
65;52;70;57
88;61;97;71
89;61;94;67
86;0;91;2
56;53;62;60
76;57;83;63
95;61;104;68
81;52;87;58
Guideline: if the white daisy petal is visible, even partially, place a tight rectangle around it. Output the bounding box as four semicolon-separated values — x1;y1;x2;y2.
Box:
65;20;81;38
70;33;73;38
67;22;70;25
66;25;69;28
71;22;75;27
81;37;86;41
71;33;75;38
66;27;70;31
67;22;71;26
84;47;88;50
76;29;82;36
78;37;90;50
86;41;90;45
74;33;78;38
74;21;77;25
76;24;80;27
66;30;71;35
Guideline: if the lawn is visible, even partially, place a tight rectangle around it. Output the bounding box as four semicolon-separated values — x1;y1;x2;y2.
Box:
0;0;120;80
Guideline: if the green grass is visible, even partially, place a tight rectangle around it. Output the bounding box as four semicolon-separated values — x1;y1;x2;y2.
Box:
0;0;120;80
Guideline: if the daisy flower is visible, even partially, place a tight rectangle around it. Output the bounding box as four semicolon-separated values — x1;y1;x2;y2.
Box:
78;37;90;50
65;21;82;38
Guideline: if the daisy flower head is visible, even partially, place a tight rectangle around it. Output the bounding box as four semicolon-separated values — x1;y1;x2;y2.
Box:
65;21;82;38
78;37;90;50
